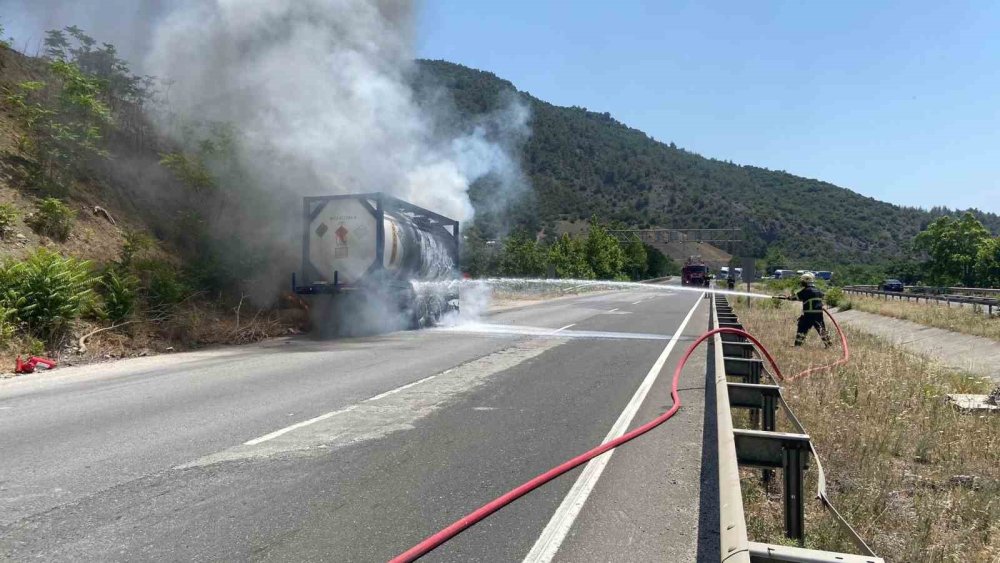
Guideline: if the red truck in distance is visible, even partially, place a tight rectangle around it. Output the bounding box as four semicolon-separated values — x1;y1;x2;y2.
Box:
681;257;710;287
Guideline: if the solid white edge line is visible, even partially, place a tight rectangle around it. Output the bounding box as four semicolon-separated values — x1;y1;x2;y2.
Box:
522;292;705;563
243;373;442;446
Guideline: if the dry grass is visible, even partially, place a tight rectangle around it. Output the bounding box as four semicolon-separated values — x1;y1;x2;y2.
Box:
733;300;1000;562
844;294;1000;342
0;299;306;376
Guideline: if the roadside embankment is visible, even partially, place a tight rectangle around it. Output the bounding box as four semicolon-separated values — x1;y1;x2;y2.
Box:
840;294;1000;342
733;299;999;562
834;309;1000;384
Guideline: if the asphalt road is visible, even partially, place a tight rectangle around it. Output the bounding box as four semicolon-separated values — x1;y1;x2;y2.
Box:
0;285;716;562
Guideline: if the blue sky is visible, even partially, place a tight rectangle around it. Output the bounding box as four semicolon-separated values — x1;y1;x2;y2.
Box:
417;0;1000;213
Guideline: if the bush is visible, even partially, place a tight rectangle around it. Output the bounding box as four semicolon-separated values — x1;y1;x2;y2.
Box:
135;259;190;307
28;197;75;241
0;203;19;237
824;287;844;308
0;305;15;343
119;229;152;268
0;249;95;337
99;267;139;323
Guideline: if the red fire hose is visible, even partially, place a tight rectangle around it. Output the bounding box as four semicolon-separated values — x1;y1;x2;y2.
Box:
391;309;848;562
786;309;849;382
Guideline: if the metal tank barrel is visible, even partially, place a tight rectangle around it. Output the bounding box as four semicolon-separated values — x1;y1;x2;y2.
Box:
294;192;460;294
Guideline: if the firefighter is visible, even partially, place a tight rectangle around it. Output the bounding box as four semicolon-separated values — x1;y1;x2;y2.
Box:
726;271;736;291
787;272;832;348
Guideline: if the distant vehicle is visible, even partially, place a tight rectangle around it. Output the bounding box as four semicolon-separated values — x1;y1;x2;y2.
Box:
773;269;797;280
815;271;833;281
880;279;904;292
681;257;710;286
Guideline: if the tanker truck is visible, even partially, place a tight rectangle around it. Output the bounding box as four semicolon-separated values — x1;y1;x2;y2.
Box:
292;193;460;335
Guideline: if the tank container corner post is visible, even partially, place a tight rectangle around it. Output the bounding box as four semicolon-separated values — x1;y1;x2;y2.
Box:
301;198;311;289
375;194;385;267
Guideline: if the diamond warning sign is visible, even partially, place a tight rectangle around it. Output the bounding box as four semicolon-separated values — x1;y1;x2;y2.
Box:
334;225;349;258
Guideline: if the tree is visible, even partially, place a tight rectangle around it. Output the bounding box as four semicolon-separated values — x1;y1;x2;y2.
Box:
584;221;625;280
975;237;1000;288
645;244;678;277
4;59;112;192
498;231;546;277
884;258;925;285
623;237;648;280
913;212;990;286
548;233;594;279
460;228;498;278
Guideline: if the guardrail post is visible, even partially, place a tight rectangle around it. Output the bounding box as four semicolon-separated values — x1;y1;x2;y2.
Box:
762;393;777;485
783;444;807;543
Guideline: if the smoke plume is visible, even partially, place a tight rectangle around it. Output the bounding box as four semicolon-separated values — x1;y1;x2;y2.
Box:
4;0;529;227
3;0;530;315
144;0;527;222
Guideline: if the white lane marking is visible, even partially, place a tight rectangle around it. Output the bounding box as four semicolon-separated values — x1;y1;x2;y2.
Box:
630;300;643;305
551;323;576;334
365;374;439;402
608;308;619;313
244;406;358;446
523;292;705;563
244;373;441;446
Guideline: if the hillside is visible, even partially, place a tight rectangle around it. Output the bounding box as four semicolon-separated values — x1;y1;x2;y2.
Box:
0;41;298;368
418;60;1000;266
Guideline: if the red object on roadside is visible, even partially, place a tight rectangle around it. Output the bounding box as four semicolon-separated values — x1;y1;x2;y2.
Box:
14;356;57;374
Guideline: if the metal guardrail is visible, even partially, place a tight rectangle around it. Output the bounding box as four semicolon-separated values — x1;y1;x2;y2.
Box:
843;286;999;315
711;294;883;563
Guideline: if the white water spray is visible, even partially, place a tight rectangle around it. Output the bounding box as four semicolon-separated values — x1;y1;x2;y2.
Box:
410;277;773;334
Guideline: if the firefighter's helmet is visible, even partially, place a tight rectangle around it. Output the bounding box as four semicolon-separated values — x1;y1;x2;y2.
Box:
800;272;816;283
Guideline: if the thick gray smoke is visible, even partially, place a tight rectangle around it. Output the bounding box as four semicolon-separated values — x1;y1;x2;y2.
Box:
3;0;530;321
2;0;529;222
145;0;528;222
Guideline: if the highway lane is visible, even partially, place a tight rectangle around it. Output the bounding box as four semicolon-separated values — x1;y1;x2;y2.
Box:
0;286;712;561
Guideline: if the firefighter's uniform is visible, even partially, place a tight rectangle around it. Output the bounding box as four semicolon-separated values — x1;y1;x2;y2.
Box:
793;274;833;347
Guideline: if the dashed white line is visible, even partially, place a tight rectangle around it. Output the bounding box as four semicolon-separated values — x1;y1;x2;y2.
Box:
364;374;440;402
551;323;576;334
630;300;643;305
243;373;442;446
523;292;705;563
244;406;358;446
608;308;619;313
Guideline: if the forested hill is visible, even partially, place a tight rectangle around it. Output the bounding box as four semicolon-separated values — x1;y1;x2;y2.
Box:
417;59;1000;266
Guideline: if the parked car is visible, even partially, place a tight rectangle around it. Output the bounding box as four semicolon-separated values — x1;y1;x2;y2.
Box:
815;271;833;281
879;279;904;292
